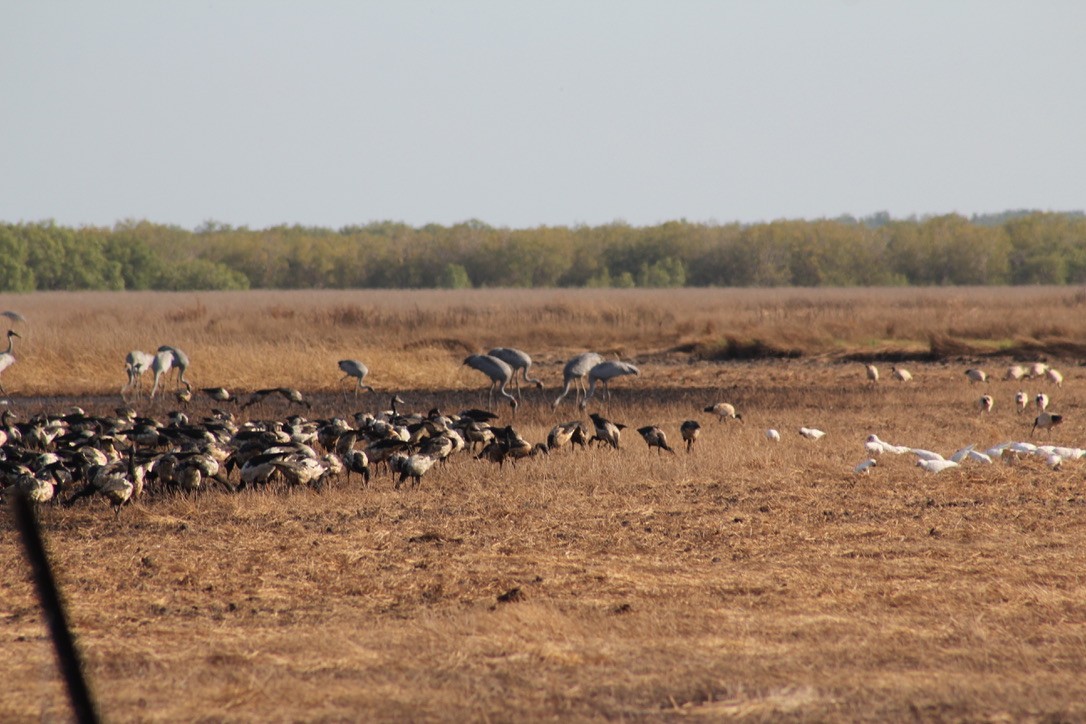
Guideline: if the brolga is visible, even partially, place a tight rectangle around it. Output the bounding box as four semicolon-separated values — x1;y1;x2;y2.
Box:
122;350;155;399
487;348;543;399
0;330;20;394
579;360;640;409
463;354;518;414
338;359;375;395
150;345;191;398
552;352;603;409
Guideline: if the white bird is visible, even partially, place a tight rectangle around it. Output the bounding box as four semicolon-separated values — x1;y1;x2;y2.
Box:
552;352;603;409
799;427;826;440
918;459;960;473
1029;362;1049;378
950;444;976;463
580;360;640;409
1015;391;1029;414
1032;410;1064;436
487;348;543;398
978;395;994;414
891;366;913;382
1004;364;1027;381
865;364;879;383
463;354;518;412
854;458;877;474
910;448;945;462
121;350;155;399
704;402;743;423
1045;368;1063;387
865;434;910;455
965;369;989;384
1035;393;1049;412
765;429;781;442
966;450;994;464
0;330;21;393
338;359;375;395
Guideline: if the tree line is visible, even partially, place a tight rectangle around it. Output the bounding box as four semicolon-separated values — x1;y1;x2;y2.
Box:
1;211;1084;291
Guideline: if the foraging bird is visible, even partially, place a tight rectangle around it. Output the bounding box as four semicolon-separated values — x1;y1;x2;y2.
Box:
799;427;826;440
978;395;994;414
854;458;877;474
487;348;543;398
1015;391;1028;414
462;354;518;412
865;434;910;455
393;452;438;489
580;360;640;409
552;352;604;408
0;330;20;393
1029;362;1049;378
1046;368;1063;387
1032;410;1064;437
122;350;155;398
891;366;913;382
637;425;674;455
679;420;701;453
1035;393;1049;412
244;387;312;410
151;345;191;398
1005;365;1027;381
704;402;742;423
865;364;879;383
589;413;623;450
201;387;238;404
965;369;988;384
765;429;781;442
917;459;960;474
338;359;375;395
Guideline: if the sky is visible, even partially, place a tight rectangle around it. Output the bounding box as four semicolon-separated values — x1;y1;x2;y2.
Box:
2;1;1084;230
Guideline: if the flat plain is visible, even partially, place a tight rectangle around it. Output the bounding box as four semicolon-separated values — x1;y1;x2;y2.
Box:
2;287;1085;722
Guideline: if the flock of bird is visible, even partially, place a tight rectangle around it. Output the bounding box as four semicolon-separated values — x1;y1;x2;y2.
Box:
0;319;1080;518
850;361;1079;476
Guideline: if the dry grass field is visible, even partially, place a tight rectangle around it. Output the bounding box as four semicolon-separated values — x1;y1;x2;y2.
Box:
2;287;1086;722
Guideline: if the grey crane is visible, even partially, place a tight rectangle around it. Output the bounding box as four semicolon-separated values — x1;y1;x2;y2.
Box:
580;360;640;409
122;350;155;399
487;347;543;399
462;354;518;413
0;330;20;394
552;352;604;409
150;345;191;399
338;359;375;395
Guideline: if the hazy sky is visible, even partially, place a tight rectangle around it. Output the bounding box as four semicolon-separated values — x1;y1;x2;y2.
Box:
2;2;1083;230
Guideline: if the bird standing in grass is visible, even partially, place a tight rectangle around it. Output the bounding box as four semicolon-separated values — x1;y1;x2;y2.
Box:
338;359;376;395
580;360;640;409
704;402;742;423
637;426;674;455
589;413;623;450
487;347;544;399
463;354;518;413
680;420;700;453
1015;391;1028;413
799;427;826;440
0;330;21;394
978;395;994;414
891;366;913;382
553;352;603;409
1033;410;1064;437
965;368;988;384
865;364;879;384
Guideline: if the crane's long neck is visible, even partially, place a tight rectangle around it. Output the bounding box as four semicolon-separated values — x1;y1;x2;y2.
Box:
553;378;575;408
3;335;13;355
520;366;543;387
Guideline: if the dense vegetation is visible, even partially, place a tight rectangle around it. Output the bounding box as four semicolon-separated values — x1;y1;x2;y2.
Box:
2;211;1084;291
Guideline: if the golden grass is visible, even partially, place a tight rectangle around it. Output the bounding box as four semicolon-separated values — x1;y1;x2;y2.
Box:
1;289;1086;721
1;286;1085;395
